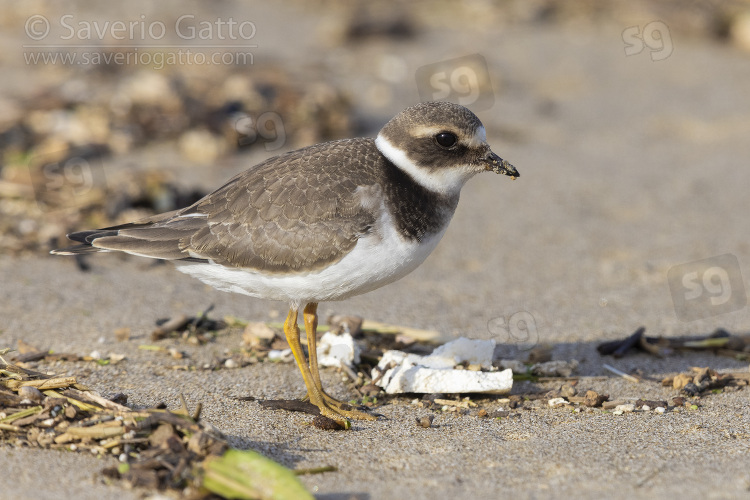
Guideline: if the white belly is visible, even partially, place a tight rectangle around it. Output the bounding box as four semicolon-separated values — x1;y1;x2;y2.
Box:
175;211;449;306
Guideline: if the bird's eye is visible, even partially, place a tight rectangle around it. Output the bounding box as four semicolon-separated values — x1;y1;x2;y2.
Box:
435;132;457;148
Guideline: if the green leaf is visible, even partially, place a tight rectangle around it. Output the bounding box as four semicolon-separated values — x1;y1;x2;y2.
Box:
203;449;313;500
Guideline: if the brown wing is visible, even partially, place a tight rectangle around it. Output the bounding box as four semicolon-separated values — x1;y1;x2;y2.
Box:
53;139;383;274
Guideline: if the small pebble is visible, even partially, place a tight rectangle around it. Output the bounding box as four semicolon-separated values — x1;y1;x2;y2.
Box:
119;453;128;462
224;358;238;369
110;393;128;406
548;397;569;408
681;383;700;396
114;327;131;342
268;348;293;362
560;384;577;398
655;407;666;414
268;350;283;361
360;384;380;397
583;390;608;408
614;403;635;413
416;415;434;428
670;396;686;407
108;353;126;364
18;386;44;403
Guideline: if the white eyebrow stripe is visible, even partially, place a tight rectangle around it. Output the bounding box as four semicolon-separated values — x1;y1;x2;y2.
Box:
411;125;449;137
411;125;486;149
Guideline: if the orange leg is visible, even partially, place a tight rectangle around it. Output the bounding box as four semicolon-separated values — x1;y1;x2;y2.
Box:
303;303;376;421
282;307;350;428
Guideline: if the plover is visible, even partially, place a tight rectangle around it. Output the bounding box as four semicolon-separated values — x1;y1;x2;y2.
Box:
53;101;519;428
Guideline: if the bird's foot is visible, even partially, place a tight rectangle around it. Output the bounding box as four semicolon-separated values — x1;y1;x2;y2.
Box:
304;391;378;422
319;392;378;421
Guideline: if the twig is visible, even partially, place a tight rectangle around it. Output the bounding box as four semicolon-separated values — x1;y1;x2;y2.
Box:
597;327;645;358
152;315;190;340
0;405;43;423
294;465;337;475
5;376;78;390
63;388;130;412
637;334;668;357
683;338;730;348
337;361;359;383
602;364;641;383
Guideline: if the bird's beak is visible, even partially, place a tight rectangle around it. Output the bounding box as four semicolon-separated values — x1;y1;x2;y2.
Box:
483;151;519;179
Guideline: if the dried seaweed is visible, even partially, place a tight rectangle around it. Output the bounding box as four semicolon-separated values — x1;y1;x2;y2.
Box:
0;356;313;498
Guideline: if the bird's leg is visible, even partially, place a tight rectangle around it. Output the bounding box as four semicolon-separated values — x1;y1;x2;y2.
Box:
283;307;350;428
303;302;324;391
303;303;376;421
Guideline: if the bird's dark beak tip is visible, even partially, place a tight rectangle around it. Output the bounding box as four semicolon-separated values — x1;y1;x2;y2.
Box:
485;153;519;179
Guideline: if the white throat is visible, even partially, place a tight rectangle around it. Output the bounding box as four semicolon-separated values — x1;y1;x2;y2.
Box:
375;134;479;196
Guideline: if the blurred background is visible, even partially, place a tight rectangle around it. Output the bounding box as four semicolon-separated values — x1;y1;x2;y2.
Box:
2;0;750;350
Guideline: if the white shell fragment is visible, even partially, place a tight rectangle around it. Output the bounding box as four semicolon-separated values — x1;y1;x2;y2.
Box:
548;397;570;408
316;331;360;368
373;337;513;395
423;337;495;370
268;348;293;363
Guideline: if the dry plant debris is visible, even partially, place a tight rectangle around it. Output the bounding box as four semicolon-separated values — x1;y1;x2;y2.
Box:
598;327;750;360
0;356;313;499
152;304;228;343
209;316;749;422
661;366;745;396
0;63;354;258
6;314;746;496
